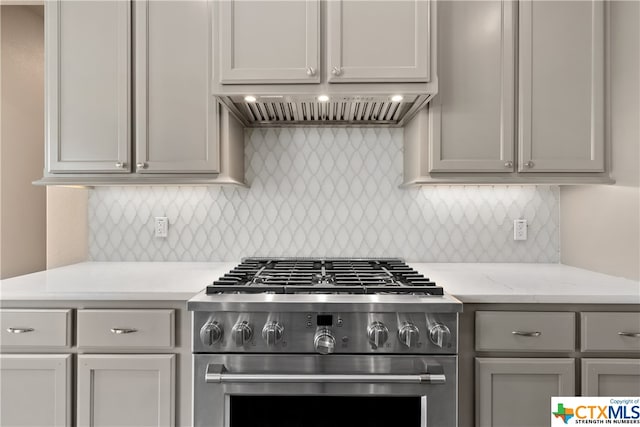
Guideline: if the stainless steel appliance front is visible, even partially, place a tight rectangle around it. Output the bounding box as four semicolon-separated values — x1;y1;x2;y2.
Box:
193;354;457;427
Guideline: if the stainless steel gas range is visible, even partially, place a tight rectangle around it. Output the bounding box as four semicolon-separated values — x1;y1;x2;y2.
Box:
188;258;462;427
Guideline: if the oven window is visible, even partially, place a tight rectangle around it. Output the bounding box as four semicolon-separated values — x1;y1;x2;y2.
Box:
230;396;422;427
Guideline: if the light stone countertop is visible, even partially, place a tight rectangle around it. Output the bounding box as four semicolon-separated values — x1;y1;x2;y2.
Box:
0;262;237;301
409;263;640;304
0;261;638;304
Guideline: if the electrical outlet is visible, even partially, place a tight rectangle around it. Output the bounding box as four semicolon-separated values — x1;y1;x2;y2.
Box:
155;217;168;238
513;219;527;241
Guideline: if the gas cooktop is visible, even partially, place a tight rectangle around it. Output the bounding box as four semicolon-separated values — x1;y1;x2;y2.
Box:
205;258;444;296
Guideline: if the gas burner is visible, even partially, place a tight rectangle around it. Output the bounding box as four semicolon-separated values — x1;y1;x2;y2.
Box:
206;258;443;295
310;273;335;286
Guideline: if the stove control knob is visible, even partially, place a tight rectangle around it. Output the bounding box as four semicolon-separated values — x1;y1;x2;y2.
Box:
429;323;451;348
314;328;336;355
200;321;223;346
367;321;389;349
398;322;420;348
232;321;253;346
262;321;284;346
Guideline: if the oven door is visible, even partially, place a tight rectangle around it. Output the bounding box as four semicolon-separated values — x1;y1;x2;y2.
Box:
193;354;457;427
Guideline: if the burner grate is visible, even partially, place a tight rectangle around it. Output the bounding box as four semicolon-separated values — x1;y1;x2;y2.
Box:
206;258;443;295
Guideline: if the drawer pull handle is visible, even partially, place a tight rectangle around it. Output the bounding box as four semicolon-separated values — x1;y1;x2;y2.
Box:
618;332;640;337
512;331;541;337
6;327;34;334
110;328;137;335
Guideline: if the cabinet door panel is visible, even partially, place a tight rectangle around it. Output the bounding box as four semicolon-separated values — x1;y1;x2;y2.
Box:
476;358;575;427
135;0;219;173
218;0;320;84
582;359;640;396
327;0;430;82
0;354;71;427
430;1;515;172
519;0;604;172
77;354;175;427
47;0;130;173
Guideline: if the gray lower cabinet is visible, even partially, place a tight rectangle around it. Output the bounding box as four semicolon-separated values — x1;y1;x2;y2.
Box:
0;354;72;427
77;354;175;427
46;0;131;173
476;358;575;427
518;0;605;173
582;359;640;396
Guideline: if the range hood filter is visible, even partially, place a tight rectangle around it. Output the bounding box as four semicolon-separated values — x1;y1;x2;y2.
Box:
218;95;429;127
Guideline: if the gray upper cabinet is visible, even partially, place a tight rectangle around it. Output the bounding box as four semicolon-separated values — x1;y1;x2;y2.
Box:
327;0;431;83
46;0;131;173
403;0;610;185
518;0;605;173
135;0;219;174
429;1;515;172
41;0;245;185
217;0;320;84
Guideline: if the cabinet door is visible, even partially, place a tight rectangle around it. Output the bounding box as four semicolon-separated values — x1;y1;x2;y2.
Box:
327;0;431;83
518;0;605;172
476;358;575;427
582;359;640;396
77;354;175;427
46;1;131;173
0;354;71;427
135;0;219;173
430;1;515;172
217;0;320;84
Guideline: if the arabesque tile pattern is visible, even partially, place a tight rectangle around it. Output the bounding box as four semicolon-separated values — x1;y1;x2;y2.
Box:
89;127;559;262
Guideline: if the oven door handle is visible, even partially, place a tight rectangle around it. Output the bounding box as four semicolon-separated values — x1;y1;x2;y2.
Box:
205;364;446;385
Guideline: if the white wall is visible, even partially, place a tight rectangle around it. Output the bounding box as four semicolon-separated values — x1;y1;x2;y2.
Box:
0;5;46;279
561;1;640;280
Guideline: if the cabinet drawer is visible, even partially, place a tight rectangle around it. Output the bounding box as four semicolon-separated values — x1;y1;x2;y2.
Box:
0;309;72;349
77;309;174;349
581;312;640;352
476;311;575;352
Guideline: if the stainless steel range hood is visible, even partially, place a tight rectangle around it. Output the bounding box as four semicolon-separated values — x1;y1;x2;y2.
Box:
217;94;431;127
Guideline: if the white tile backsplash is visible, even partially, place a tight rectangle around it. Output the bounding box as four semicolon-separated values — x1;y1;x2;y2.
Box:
88;127;560;262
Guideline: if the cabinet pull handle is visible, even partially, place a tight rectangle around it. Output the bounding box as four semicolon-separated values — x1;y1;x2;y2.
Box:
512;331;541;337
524;161;534;168
6;327;34;334
110;328;137;334
115;162;126;169
504;161;513;168
618;332;640;337
331;66;342;76
136;162;147;170
306;67;316;76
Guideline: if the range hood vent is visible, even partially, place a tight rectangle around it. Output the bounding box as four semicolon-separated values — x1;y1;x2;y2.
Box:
217;95;430;127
